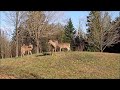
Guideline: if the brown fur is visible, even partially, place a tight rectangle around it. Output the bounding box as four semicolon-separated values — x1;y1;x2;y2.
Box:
48;40;70;52
21;44;33;57
57;43;70;51
48;40;58;52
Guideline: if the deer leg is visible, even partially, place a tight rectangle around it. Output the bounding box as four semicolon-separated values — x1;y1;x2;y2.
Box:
21;51;24;57
23;53;24;57
67;47;70;51
23;51;25;56
28;51;29;55
55;47;56;52
30;51;32;55
21;52;24;57
21;52;23;57
52;48;54;52
60;48;61;52
53;48;54;52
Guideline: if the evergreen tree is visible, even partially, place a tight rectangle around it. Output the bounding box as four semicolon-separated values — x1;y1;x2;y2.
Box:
86;11;101;51
63;18;75;43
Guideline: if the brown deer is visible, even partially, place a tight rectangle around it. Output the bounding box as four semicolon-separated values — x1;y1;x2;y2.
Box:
21;43;33;57
48;40;58;52
57;43;70;52
48;40;70;52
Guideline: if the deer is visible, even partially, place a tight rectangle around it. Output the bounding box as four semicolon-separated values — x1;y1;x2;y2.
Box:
21;43;33;57
48;40;70;52
48;40;58;52
57;43;70;52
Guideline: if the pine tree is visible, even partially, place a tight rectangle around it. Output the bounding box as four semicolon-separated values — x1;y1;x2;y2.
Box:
64;18;75;43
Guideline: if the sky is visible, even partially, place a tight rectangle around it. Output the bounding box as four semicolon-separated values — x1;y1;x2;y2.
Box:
0;12;14;38
64;11;89;32
64;11;120;32
0;11;120;38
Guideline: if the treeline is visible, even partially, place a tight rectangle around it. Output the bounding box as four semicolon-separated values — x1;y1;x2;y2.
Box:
86;11;120;52
0;11;120;59
0;30;12;58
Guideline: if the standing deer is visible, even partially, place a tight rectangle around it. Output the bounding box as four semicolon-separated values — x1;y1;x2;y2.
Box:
57;43;70;52
48;40;70;52
48;40;58;52
21;43;33;57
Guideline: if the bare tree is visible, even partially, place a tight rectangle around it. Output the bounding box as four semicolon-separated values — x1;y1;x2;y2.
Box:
0;29;3;59
3;11;27;57
25;11;64;54
87;11;120;52
0;29;11;59
77;19;87;39
100;12;120;51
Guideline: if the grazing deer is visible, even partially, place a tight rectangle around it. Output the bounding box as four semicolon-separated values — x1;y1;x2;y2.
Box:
21;43;33;57
48;40;70;52
57;43;70;52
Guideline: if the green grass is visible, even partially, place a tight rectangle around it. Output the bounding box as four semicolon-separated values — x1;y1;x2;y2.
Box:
0;51;120;79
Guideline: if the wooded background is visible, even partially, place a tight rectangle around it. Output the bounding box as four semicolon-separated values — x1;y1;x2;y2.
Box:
0;11;120;59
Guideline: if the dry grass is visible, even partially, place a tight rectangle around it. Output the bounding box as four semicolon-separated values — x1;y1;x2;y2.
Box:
0;51;120;79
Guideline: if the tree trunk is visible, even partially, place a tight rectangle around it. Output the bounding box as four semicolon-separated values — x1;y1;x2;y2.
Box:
100;49;103;52
1;31;4;59
0;29;1;59
16;11;19;57
16;35;19;57
100;44;103;52
36;40;39;54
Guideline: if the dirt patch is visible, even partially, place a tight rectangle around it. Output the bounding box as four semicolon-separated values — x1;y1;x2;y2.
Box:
0;74;16;79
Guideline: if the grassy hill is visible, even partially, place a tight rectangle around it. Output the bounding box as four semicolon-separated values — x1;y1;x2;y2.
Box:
0;51;120;79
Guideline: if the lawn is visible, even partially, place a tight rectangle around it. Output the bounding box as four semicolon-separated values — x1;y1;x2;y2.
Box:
0;51;120;79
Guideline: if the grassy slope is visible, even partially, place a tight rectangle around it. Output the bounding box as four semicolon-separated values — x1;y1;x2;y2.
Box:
0;51;120;79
